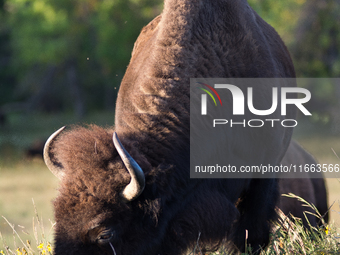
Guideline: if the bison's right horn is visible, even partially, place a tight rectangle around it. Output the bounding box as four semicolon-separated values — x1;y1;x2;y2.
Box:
43;126;66;180
113;132;145;202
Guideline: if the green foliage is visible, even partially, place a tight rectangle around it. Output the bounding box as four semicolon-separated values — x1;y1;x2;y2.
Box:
292;0;340;77
8;0;69;67
290;0;340;129
0;0;339;120
248;0;340;128
8;0;161;68
0;1;15;105
1;0;162;113
248;0;306;45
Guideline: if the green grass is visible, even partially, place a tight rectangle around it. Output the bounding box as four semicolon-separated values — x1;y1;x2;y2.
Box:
2;192;339;254
206;202;340;255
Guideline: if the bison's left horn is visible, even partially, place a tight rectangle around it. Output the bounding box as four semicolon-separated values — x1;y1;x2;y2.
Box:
43;126;66;180
113;132;145;202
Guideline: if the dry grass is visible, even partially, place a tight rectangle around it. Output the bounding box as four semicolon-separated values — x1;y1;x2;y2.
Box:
0;160;58;252
206;196;340;255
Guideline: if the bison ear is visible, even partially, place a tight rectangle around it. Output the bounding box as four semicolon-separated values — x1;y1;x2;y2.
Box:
43;126;66;180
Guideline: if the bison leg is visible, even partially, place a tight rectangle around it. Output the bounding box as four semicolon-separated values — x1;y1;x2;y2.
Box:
231;179;278;253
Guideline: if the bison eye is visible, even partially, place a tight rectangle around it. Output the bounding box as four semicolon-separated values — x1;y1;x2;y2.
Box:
97;230;115;245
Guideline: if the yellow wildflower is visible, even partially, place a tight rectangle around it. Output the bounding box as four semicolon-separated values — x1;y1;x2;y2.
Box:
37;243;44;249
41;250;46;255
325;226;330;235
0;250;5;255
47;243;52;252
16;248;22;255
279;239;284;248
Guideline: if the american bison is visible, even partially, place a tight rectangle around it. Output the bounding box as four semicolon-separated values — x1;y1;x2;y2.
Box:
278;140;328;227
44;0;297;254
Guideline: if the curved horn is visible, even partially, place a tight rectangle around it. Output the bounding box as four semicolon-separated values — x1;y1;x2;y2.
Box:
113;132;145;202
43;126;66;180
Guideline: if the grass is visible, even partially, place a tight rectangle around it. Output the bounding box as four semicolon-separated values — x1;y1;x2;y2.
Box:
1;201;54;255
1;194;339;254
294;126;340;225
206;201;340;255
0;161;57;254
262;195;340;255
0;112;339;253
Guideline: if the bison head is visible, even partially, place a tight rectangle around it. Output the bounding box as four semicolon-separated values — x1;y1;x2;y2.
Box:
44;125;148;254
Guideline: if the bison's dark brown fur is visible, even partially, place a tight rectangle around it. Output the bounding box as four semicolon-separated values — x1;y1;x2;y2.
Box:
45;1;298;254
279;140;328;227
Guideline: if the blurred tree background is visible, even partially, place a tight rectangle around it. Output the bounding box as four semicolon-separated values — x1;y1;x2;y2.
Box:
0;0;339;128
0;0;162;119
249;0;340;133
